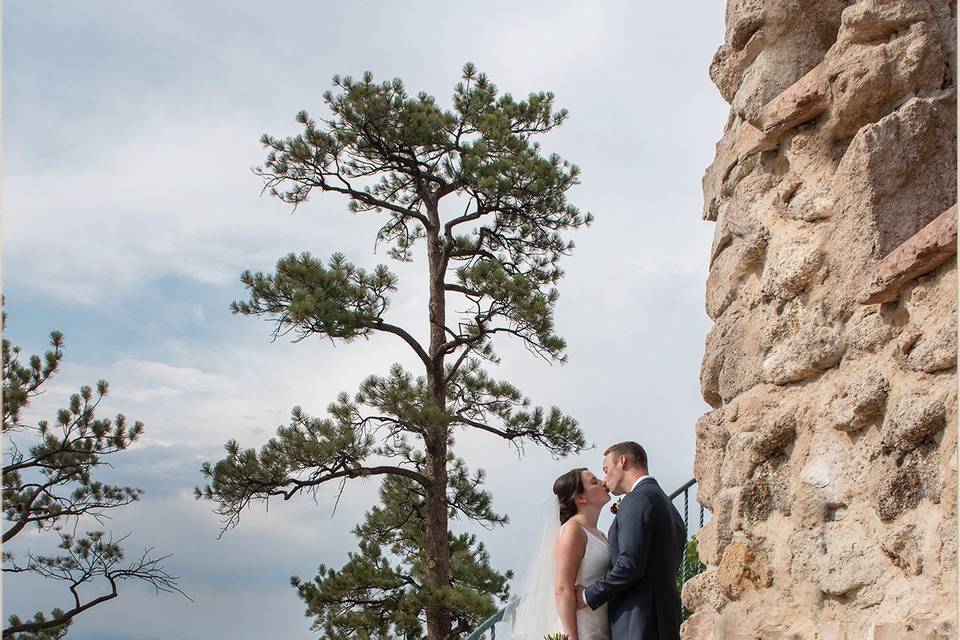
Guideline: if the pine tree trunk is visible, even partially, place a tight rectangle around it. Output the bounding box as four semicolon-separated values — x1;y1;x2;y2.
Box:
424;218;452;640
424;438;451;640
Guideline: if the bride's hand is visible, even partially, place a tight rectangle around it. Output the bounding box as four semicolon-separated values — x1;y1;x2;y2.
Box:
574;584;588;609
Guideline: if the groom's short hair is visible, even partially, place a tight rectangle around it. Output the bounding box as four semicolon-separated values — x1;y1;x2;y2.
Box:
604;441;648;470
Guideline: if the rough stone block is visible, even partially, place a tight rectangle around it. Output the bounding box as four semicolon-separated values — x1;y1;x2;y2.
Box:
698;489;737;566
827;2;947;140
831;373;890;432
680;609;720;640
760;241;825;302
751;414;797;461
703;122;775;221
817;527;883;596
780;182;835;222
903;316;958;373
721;431;758;488
874;459;925;522
701;312;766;406
871;619;955;640
695;410;730;509
706;221;768;319
738;455;792;527
790;522;884;597
880;523;924;576
835;95;957;260
710;30;765;104
729;0;847;128
725;0;764;52
681;568;729;613
717;538;773;599
882;394;947;452
762;323;845;385
844;307;898;354
837;0;931;47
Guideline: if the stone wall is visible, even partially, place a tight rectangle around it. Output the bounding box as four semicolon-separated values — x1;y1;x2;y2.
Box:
684;1;957;638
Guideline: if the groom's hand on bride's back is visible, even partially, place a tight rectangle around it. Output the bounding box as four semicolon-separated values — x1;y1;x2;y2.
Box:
574;584;588;609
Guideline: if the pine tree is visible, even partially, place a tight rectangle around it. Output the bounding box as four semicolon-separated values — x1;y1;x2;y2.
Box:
2;310;185;640
197;63;592;640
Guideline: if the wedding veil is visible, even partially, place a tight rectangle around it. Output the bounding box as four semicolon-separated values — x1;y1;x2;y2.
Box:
504;497;562;639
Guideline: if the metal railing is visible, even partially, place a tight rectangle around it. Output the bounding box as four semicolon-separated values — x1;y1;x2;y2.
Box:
669;478;707;587
463;600;512;640
464;478;707;640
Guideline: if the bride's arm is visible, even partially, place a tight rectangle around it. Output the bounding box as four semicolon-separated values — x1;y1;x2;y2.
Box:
554;523;586;640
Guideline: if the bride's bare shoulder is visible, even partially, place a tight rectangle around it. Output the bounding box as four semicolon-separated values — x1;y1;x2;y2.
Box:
555;519;587;550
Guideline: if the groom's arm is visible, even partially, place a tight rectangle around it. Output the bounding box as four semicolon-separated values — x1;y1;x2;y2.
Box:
583;494;653;610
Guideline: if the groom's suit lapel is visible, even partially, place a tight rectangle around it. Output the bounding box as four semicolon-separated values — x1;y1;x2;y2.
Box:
607;478;657;541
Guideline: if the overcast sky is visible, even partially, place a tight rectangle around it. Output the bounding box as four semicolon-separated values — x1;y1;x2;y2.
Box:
3;3;728;638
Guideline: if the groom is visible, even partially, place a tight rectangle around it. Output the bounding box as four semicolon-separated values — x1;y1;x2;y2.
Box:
576;441;687;640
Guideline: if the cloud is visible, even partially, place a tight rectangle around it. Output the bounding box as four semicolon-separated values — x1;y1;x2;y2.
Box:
5;116;377;306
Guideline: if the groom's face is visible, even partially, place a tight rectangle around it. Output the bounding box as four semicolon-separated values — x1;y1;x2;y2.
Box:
601;452;627;495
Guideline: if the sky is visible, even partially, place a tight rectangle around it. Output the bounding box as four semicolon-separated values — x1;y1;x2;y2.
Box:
3;2;728;638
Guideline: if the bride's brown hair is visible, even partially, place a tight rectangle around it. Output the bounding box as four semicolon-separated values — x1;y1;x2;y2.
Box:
553;468;587;524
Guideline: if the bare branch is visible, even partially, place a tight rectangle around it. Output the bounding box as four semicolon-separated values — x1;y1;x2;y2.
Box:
370;321;431;369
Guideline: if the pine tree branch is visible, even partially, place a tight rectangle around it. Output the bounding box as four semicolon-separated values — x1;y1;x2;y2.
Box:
3;541;186;638
442;205;493;239
215;465;434;527
370;320;431;369
3;431;130;474
299;465;432;493
451;416;521;440
4;488;138;544
444;345;477;385
443;283;483;297
3;475;63;543
3;588;117;638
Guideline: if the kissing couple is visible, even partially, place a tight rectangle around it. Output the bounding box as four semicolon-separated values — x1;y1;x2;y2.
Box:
509;442;687;640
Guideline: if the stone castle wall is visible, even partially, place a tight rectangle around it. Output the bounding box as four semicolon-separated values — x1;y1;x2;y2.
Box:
684;1;957;638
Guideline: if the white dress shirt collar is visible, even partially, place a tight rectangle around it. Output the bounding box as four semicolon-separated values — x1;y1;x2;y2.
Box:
631;475;651;491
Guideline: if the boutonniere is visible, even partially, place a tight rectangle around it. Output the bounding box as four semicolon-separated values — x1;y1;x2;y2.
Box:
610;497;623;515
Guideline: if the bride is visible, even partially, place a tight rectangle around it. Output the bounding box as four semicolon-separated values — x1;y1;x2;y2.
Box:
510;468;611;640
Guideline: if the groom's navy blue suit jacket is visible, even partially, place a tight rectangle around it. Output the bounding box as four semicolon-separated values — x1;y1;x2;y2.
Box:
584;477;686;640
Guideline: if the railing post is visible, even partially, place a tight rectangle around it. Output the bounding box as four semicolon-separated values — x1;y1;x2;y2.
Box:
682;487;690;583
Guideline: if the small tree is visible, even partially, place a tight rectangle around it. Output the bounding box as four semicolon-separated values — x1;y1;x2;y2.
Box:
2;311;185;640
198;63;592;640
678;537;705;621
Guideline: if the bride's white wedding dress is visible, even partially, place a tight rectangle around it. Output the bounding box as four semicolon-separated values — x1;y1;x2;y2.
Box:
573;527;610;640
508;502;611;640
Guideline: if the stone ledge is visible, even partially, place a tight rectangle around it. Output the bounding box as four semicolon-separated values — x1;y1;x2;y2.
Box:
754;62;829;138
856;204;957;304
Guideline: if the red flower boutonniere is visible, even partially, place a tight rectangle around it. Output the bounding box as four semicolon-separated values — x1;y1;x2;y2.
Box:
610;497;623;515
